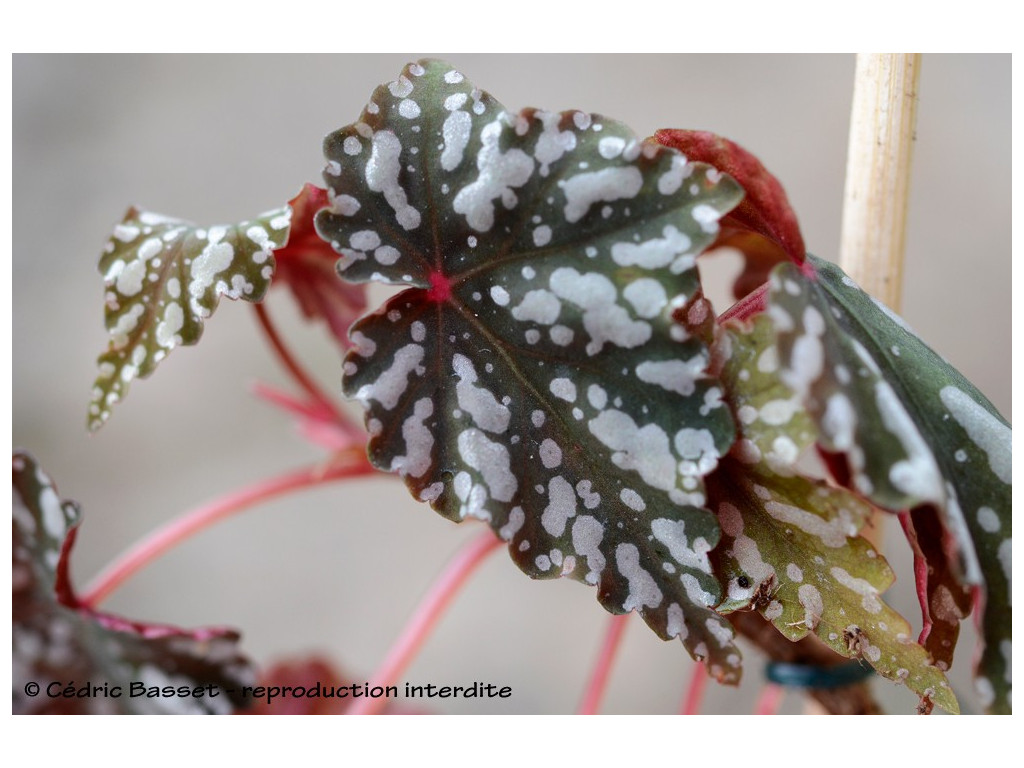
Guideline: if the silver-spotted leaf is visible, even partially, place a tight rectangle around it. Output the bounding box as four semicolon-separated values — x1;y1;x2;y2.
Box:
768;255;1011;713
89;205;291;430
711;317;958;713
709;462;959;714
13;451;254;714
318;60;747;680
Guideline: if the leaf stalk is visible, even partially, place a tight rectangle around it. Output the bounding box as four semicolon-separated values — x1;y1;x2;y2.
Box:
80;454;374;607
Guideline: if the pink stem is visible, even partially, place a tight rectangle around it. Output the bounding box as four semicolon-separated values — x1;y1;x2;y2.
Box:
253;301;343;421
680;662;709;715
80;457;375;608
250;380;366;451
577;613;630;714
754;683;785;715
347;529;503;715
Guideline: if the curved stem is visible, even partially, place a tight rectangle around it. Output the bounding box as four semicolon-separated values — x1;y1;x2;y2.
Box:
718;281;770;324
347;529;503;715
80;455;375;608
253;301;343;421
680;662;709;715
754;683;785;715
577;613;630;715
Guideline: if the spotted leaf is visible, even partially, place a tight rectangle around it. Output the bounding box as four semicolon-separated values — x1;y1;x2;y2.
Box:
709;463;959;714
89;204;291;430
13;451;255;714
318;60;747;679
710;317;958;713
767;255;1011;713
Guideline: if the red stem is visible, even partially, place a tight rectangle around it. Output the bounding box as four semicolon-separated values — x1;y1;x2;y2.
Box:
577;613;630;714
680;663;709;715
718;281;770;324
80;455;375;608
253;301;343;421
347;529;503;715
754;683;785;715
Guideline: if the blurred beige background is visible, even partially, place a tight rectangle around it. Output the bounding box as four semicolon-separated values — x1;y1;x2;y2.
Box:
12;54;1010;714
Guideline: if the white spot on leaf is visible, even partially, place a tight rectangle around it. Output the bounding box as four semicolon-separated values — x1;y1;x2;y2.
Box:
560;167;643;223
365;131;421;230
940;386;1011;484
616;543;663;611
453;120;534;232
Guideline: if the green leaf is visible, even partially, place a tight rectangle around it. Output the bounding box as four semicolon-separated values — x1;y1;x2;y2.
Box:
13;451;254;714
711;317;958;713
89;205;291;430
710;462;960;714
767;255;1011;713
318;60;747;680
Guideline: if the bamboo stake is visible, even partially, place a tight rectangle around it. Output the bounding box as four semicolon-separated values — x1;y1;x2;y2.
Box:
840;53;922;553
801;55;922;715
838;53;922;312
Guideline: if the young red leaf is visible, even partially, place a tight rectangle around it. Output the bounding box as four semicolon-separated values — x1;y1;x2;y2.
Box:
654;129;807;307
654;129;806;265
899;507;972;673
272;184;368;348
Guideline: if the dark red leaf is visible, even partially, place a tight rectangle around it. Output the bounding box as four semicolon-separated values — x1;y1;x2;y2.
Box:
654;130;807;304
715;229;792;300
273;183;368;348
653;130;805;263
899;508;972;672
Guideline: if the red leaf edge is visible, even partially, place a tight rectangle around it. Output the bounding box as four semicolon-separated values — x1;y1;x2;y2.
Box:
653;129;807;266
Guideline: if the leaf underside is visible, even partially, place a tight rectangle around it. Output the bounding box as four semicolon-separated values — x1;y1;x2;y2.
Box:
767;256;1011;713
318;59;749;679
653;129;806;302
13;452;254;714
653;129;806;265
899;506;972;675
89;205;291;430
711;316;958;713
272;184;368;348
